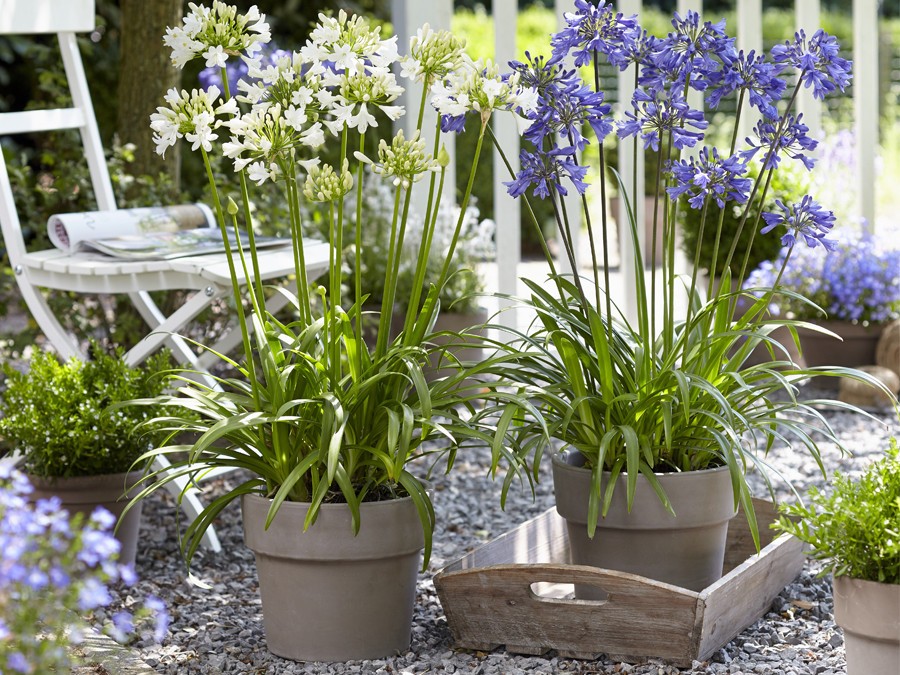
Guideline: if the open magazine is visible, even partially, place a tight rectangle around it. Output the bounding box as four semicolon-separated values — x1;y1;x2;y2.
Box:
47;204;290;260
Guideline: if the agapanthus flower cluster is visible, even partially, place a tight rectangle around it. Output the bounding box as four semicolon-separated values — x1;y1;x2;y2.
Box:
432;56;538;132
509;54;612;151
706;49;787;119
666;147;752;210
163;1;270;69
400;24;466;84
617;87;708;152
742;113;818;170
303;160;354;203
150;86;238;158
355;129;440;189
760;195;837;249
0;466;167;672
771;28;853;100
549;0;639;69
746;226;900;324
646;10;736;91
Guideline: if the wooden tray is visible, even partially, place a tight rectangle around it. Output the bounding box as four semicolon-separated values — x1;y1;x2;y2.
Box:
434;499;804;667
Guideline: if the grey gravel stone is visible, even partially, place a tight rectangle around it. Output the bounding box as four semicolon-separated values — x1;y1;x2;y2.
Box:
106;383;898;674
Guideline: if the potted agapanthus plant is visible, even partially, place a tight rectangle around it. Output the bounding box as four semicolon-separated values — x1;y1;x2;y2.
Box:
745;224;900;376
463;1;895;594
135;3;537;662
0;345;171;566
775;438;900;675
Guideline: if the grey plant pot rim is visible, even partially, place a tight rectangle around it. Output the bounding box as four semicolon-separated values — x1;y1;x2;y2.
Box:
242;490;426;559
833;574;900;643
551;448;730;478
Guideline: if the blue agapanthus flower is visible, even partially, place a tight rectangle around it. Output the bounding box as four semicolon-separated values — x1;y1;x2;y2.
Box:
770;29;852;100
549;0;639;69
742;113;818;170
666;147;752;210
618;86;708;151
509;53;613;151
760;196;836;249
706;49;787;119
505;146;589;200
642;10;736;92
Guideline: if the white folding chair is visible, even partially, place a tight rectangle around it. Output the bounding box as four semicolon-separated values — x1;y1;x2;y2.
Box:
0;0;329;552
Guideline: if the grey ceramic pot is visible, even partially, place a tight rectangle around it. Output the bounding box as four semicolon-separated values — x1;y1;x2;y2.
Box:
833;576;900;675
551;450;737;595
241;492;424;662
28;471;144;566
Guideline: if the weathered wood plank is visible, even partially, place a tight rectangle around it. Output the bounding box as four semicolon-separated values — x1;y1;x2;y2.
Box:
697;533;805;661
435;563;700;665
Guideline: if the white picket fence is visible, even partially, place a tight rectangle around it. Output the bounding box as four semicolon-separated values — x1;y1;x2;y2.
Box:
390;0;881;323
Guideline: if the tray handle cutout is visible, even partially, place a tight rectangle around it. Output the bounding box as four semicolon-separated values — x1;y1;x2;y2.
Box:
530;580;609;605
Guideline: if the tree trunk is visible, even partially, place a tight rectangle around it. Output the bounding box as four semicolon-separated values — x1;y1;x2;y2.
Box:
117;0;182;186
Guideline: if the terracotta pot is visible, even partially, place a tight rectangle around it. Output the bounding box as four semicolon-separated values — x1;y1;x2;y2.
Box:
551;450;737;595
241;492;424;662
28;471;144;566
833;576;900;675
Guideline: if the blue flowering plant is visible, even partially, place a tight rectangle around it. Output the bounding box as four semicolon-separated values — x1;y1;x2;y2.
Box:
456;1;893;540
0;465;167;672
133;2;539;565
745;225;900;325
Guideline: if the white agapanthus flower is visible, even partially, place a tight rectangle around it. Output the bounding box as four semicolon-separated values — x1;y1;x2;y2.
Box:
163;1;271;70
399;24;466;84
307;9;397;74
329;66;405;133
431;57;539;127
354;129;439;189
149;86;238;157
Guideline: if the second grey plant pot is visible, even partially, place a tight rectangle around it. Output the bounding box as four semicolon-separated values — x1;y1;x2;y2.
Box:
833;576;900;675
28;471;144;567
426;307;488;383
551;450;737;596
241;492;424;662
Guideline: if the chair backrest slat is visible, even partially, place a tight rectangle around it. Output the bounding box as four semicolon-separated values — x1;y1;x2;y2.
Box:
0;109;86;135
0;0;95;35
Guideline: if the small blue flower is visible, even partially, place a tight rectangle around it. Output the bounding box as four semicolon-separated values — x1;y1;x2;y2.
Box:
145;595;170;643
78;576;113;610
770;29;852;100
6;651;30;673
760;196;836;250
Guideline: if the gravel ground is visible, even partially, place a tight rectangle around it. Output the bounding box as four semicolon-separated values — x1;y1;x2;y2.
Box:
107;390;899;675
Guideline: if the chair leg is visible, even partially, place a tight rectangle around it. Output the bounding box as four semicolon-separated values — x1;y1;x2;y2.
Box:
14;273;85;360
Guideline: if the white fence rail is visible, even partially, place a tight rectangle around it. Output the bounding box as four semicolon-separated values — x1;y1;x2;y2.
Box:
390;0;881;321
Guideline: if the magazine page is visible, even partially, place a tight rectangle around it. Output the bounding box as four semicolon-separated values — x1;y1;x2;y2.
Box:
84;229;292;261
47;204;215;253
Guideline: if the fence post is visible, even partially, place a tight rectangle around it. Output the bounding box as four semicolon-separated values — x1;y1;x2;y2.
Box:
493;0;522;328
795;1;822;139
853;0;878;230
390;0;456;216
617;0;644;325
